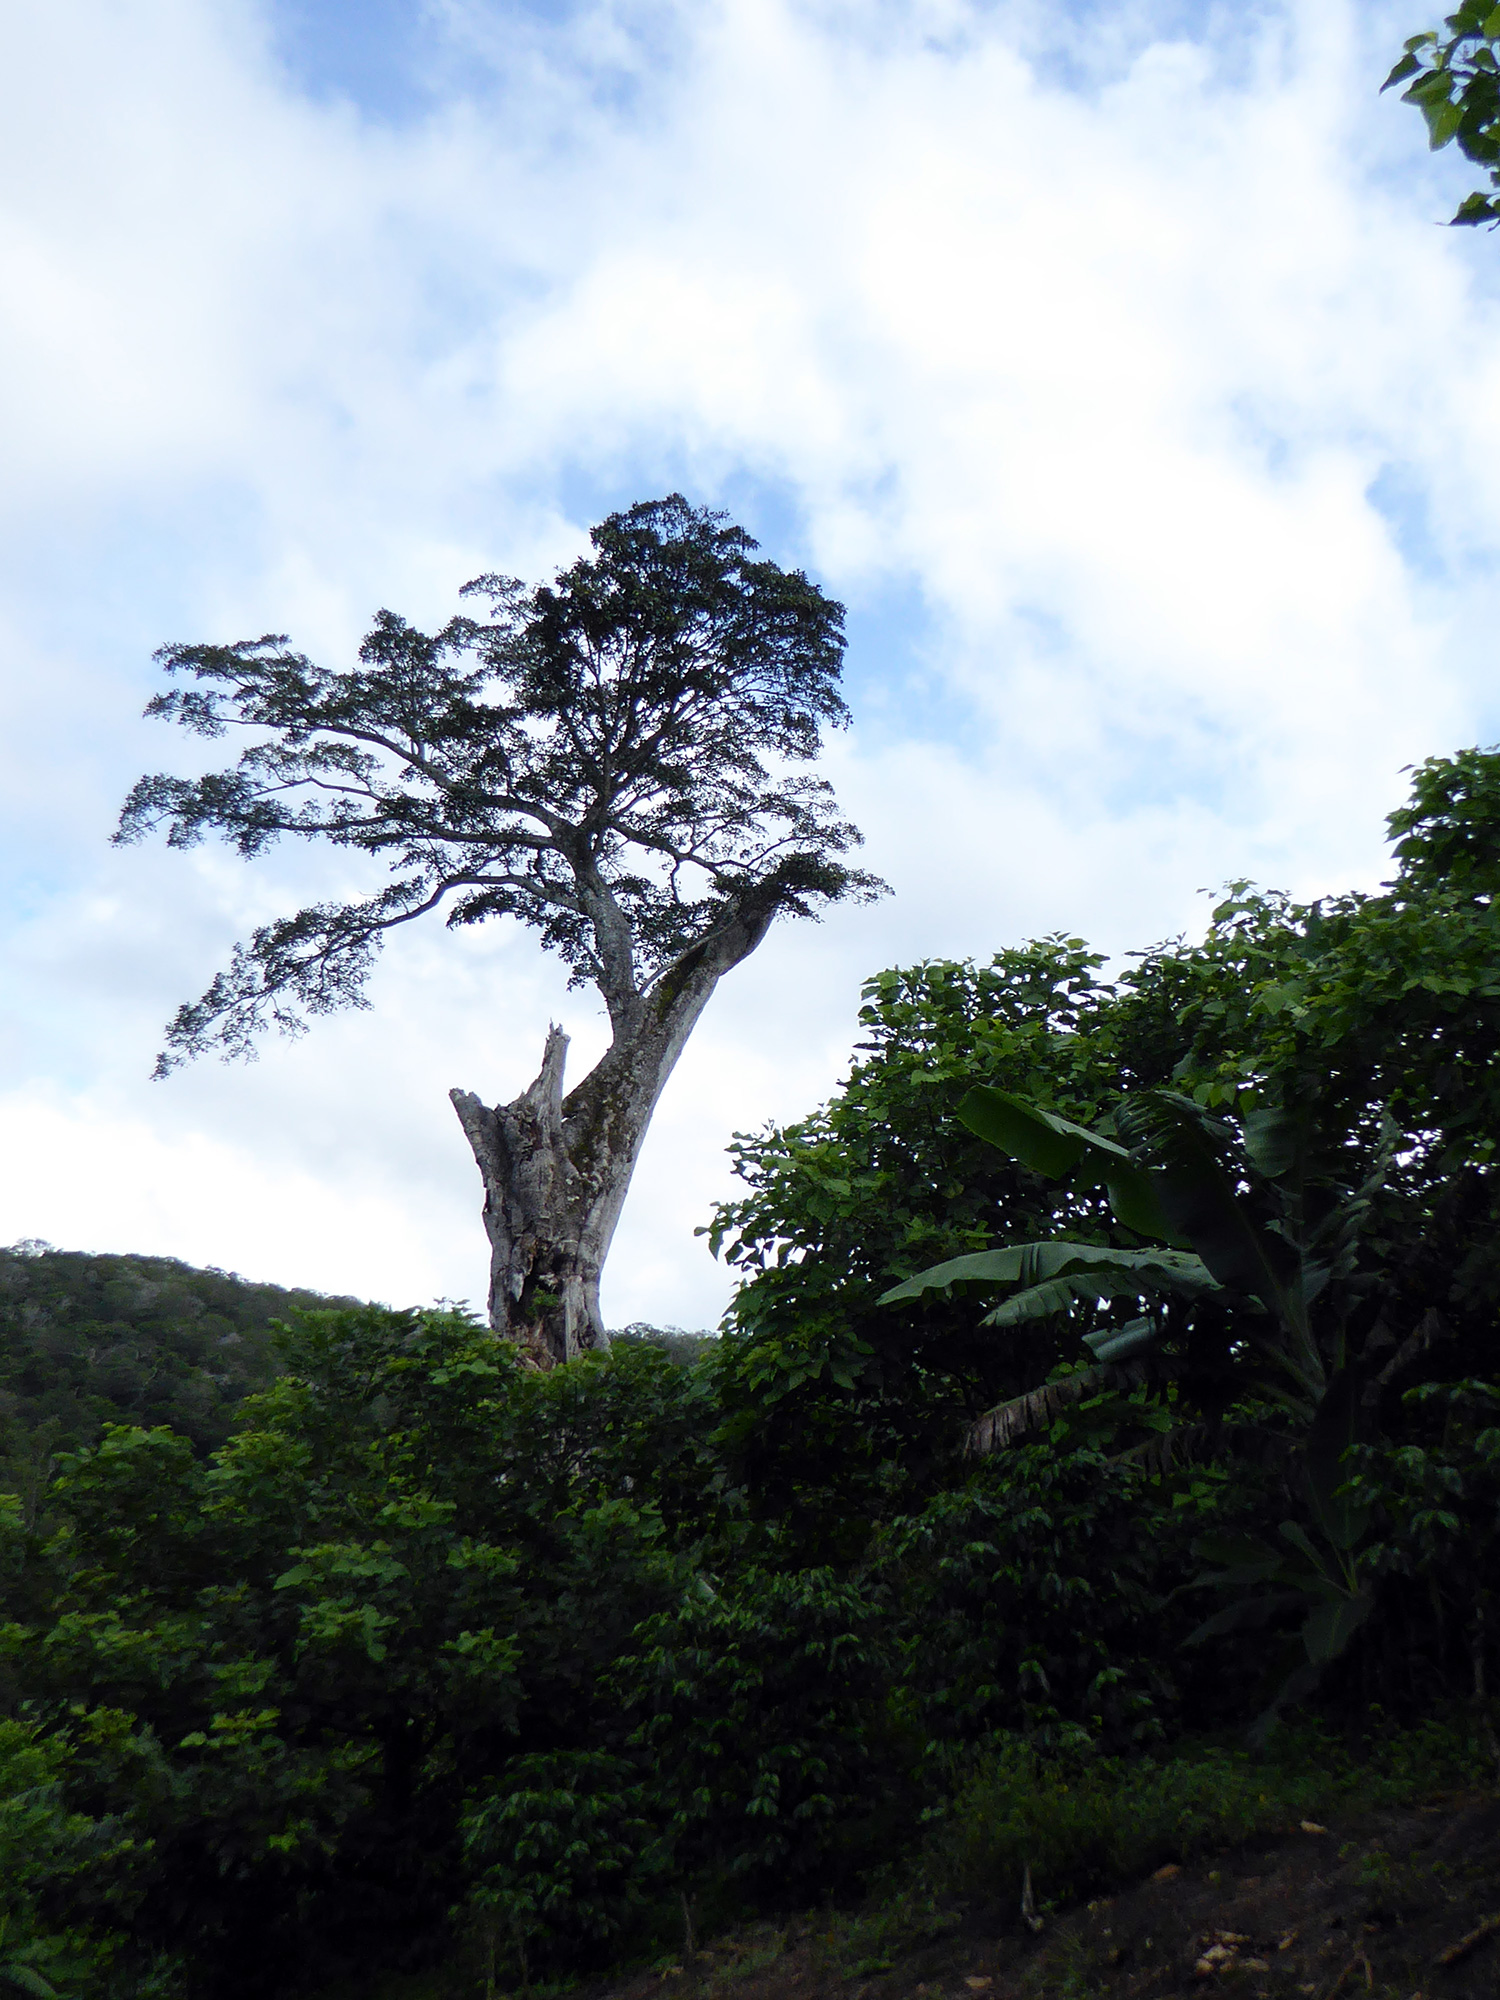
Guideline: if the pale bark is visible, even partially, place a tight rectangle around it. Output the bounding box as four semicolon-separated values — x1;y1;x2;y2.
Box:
451;899;776;1367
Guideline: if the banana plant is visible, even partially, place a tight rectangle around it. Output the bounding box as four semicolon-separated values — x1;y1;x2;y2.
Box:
881;1082;1404;1722
1183;1371;1379;1741
881;1240;1222;1337
880;1082;1396;1444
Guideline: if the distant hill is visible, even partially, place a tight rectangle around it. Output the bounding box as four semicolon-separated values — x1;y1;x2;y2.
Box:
0;1240;363;1468
0;1242;721;1502
609;1322;719;1366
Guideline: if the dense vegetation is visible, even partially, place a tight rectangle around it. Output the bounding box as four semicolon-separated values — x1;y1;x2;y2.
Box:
2;747;1498;1998
0;1246;360;1466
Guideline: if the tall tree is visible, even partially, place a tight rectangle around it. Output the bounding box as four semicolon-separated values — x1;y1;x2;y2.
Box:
117;497;884;1365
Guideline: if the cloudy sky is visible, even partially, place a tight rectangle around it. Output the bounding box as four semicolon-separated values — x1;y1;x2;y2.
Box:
1;0;1497;1328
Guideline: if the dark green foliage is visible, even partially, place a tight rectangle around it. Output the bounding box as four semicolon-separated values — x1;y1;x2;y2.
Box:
1348;1378;1500;1718
704;942;1140;1541
617;1558;891;1894
0;1311;688;1994
458;1748;660;1984
873;1447;1202;1760
924;1718;1488;1914
0;1243;357;1466
885;1078;1402;1467
0;1304;1210;1996
0;1712;156;1998
5;748;1500;1996
710;746;1500;1720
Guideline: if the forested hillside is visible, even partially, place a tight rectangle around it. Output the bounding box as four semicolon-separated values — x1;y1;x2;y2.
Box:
1;747;1498;2000
0;1244;360;1465
0;1247;707;1473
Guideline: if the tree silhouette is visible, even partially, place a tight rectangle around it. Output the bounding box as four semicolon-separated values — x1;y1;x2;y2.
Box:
118;496;885;1363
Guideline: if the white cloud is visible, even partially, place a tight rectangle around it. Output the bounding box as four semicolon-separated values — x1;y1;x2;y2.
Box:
1;0;1497;1327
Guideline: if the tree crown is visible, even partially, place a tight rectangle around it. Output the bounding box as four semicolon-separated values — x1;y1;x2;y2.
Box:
118;496;884;1072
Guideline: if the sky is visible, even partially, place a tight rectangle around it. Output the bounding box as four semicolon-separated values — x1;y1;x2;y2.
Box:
2;0;1498;1330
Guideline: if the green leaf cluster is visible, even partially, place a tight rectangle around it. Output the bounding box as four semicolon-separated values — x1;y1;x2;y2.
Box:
1385;6;1500;226
0;1304;1213;1994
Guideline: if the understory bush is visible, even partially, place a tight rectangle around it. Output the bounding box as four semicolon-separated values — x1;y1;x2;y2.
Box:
0;1305;1236;1996
926;1714;1494;1915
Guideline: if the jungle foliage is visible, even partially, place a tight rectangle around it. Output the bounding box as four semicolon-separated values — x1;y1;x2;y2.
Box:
0;1245;357;1466
3;748;1499;1997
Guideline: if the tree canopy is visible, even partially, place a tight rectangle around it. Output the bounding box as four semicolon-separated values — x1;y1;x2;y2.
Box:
119;495;880;1072
0;1242;353;1463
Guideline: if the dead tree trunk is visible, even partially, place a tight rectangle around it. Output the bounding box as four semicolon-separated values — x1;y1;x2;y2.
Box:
450;903;776;1367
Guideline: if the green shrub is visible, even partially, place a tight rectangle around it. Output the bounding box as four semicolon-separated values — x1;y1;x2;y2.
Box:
0;1713;174;1998
616;1557;895;1899
458;1749;661;1988
876;1445;1210;1759
927;1714;1492;1915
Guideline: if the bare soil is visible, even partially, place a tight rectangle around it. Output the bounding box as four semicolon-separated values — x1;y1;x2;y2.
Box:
598;1792;1500;2000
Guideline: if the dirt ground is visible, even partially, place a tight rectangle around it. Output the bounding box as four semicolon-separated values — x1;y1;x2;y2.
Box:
599;1792;1500;2000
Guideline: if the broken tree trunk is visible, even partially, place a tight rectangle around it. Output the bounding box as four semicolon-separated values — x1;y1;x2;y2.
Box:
450;904;776;1367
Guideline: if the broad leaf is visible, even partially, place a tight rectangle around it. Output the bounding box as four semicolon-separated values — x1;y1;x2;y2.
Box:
1301;1589;1374;1667
1118;1092;1300;1324
1191;1533;1284;1579
1422;93;1466;149
1082;1317;1161;1364
1101;1161;1177;1242
877;1248;1042;1301
0;1968;60;2000
1185;1590;1308;1646
1380;49;1423;90
957;1087;1176;1239
1278;1519;1332;1577
879;1241;1218;1307
981;1276;1093;1325
1240;1102;1302;1180
955;1086;1128;1178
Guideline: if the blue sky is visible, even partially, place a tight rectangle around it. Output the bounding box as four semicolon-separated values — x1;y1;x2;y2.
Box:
2;0;1498;1326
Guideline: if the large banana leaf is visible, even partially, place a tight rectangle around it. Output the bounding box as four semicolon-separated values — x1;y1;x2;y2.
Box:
954;1086;1126;1178
1114;1092;1311;1380
878;1240;1219;1310
1081;1316;1161;1363
977;1274;1102;1325
956;1087;1177;1241
981;1275;1169;1329
1301;1589;1375;1666
1239;1101;1305;1181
